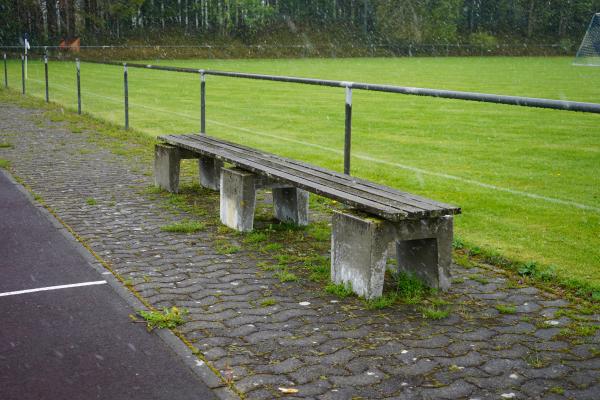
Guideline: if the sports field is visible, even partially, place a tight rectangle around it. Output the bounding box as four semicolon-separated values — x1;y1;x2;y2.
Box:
3;56;599;291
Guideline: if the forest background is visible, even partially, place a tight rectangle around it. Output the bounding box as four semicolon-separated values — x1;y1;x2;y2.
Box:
1;1;599;55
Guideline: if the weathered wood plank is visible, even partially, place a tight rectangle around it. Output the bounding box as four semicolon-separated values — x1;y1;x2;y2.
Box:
178;134;456;211
177;134;448;213
160;136;407;220
157;134;461;220
177;134;431;215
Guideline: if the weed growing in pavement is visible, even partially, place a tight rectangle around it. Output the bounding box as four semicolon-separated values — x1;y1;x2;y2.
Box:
560;322;599;338
215;239;240;255
420;306;450;320
495;304;517;314
325;282;354;298
525;351;549;369
468;274;489;285
260;242;283;252
260;298;277;307
161;220;206;233
275;270;298;282
395;272;430;304
136;307;187;331
365;293;399;310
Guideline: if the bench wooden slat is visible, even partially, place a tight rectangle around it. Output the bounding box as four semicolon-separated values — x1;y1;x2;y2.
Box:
160;135;409;220
158;134;460;220
172;134;429;217
177;134;454;214
177;134;437;216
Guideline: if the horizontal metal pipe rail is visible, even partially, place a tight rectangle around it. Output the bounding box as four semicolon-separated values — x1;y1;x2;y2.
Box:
4;53;599;175
86;60;600;114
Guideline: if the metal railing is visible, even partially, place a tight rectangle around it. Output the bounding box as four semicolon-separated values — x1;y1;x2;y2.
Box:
4;53;600;175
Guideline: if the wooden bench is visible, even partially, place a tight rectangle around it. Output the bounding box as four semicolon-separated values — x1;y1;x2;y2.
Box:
154;134;461;299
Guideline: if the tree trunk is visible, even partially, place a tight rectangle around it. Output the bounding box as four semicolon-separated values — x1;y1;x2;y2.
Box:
527;0;535;38
47;0;58;39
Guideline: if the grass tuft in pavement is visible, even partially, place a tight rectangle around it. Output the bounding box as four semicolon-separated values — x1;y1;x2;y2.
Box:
135;307;187;331
161;220;206;233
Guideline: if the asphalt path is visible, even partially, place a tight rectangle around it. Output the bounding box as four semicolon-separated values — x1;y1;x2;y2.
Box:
0;170;217;400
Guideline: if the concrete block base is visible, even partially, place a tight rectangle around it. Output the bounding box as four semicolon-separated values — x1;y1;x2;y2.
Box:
199;156;223;191
331;210;453;299
154;144;181;193
272;187;309;226
220;167;256;232
394;216;452;291
331;211;392;299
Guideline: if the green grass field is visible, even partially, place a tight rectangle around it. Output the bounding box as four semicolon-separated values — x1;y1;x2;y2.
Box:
3;56;599;291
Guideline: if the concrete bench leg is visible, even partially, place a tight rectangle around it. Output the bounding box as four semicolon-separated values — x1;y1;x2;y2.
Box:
272;188;309;226
331;210;392;299
395;216;453;291
220;167;256;232
199;156;223;191
154;144;180;193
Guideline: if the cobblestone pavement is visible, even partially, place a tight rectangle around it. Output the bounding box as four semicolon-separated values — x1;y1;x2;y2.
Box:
1;102;599;400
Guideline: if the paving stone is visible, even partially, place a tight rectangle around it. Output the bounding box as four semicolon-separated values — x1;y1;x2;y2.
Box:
493;322;536;334
329;371;383;387
524;364;572;379
419;380;476;399
482;343;530;359
290;365;350;385
564;387;600;400
290;380;332;397
254;357;304;374
481;358;529;376
303;349;356;366
235;374;294;393
380;358;438;376
457;328;496;341
403;335;452;348
317;387;357;400
520;379;556;397
533;328;562;340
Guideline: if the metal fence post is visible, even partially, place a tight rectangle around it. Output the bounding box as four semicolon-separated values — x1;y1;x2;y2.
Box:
3;53;7;88
343;83;353;175
44;54;49;102
124;63;129;130
21;55;25;94
76;59;81;115
200;70;206;134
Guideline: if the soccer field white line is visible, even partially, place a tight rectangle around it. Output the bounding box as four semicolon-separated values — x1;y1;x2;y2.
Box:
23;80;600;213
0;281;107;297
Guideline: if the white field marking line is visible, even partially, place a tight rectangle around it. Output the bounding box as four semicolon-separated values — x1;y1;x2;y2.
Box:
0;280;107;297
26;80;599;213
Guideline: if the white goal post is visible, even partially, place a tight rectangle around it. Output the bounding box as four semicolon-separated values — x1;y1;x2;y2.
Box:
574;12;600;66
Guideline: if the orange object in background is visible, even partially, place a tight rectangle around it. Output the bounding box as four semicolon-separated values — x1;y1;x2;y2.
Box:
59;38;80;52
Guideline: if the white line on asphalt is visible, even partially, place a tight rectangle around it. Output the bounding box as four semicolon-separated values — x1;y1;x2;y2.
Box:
0;281;107;297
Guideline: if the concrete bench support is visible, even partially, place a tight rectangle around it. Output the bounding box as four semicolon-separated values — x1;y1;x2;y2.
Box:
272;187;309;226
199;155;223;191
219;167;310;232
331;210;453;299
220;167;257;232
394;216;452;291
154;144;181;193
331;211;391;299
